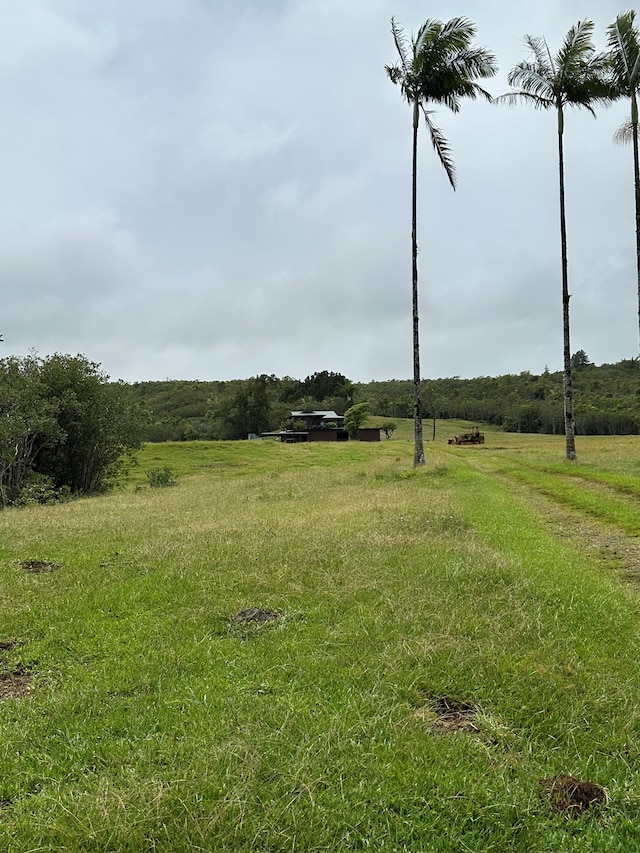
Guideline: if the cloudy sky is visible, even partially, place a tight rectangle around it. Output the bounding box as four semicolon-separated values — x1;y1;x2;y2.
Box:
0;0;635;382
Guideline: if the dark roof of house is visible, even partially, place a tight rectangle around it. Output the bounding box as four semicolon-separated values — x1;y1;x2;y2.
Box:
291;410;342;419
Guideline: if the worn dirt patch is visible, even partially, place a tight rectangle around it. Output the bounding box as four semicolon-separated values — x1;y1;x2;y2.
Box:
414;696;480;733
20;560;59;574
540;774;607;817
0;640;19;653
0;668;32;701
230;607;281;624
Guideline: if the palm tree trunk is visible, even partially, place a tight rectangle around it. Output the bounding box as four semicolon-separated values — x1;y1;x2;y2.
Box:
411;98;425;467
632;93;640;358
557;106;577;460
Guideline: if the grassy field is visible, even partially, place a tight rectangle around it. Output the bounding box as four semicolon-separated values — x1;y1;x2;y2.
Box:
2;425;640;850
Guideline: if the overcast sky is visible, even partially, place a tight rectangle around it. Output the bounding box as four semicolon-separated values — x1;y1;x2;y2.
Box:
0;0;635;382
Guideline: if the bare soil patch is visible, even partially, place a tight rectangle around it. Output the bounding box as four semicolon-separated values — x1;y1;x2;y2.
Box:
540;774;607;817
0;668;32;701
20;560;59;574
231;607;281;624
414;696;480;733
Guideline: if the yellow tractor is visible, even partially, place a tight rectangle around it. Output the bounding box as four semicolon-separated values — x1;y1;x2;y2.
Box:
448;426;485;446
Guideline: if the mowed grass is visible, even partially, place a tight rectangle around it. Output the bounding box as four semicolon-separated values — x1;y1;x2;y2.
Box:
1;435;640;850
446;427;640;535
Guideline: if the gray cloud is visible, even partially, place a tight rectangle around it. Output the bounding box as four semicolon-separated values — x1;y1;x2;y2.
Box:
0;0;635;381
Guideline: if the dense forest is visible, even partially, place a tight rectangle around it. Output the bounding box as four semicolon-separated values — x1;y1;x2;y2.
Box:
130;355;640;442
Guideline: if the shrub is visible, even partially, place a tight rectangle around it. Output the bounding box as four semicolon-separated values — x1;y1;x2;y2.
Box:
10;472;70;506
147;467;177;488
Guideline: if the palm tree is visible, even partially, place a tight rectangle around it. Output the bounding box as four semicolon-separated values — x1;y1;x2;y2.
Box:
386;18;496;467
338;379;356;408
502;21;612;461
607;12;640;356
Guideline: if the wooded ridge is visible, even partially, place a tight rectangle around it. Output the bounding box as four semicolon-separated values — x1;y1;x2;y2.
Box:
129;357;640;441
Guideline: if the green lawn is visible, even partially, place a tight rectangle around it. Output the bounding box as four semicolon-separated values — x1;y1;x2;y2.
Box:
1;433;640;850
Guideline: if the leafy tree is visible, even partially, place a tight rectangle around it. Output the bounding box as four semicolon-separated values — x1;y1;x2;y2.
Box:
278;376;304;404
386;17;497;467
571;349;591;369
344;402;371;437
0;355;60;505
34;354;146;494
502;21;612;460
0;353;146;504
208;375;280;439
607;12;640;356
380;420;397;439
302;371;348;402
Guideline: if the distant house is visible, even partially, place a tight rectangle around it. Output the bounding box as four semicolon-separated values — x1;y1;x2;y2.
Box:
290;410;345;430
262;410;380;443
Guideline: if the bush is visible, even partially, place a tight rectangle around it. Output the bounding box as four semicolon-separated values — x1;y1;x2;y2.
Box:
0;353;147;507
34;354;147;495
147;467;177;488
10;472;70;507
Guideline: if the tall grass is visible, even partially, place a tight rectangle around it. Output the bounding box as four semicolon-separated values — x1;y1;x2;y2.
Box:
1;435;640;850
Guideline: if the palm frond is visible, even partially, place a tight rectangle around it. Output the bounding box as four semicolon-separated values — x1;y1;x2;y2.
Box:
507;61;555;101
413;19;442;58
542;36;556;78
385;64;403;86
614;117;634;144
557;19;596;78
607;13;633;83
522;34;554;78
390;18;409;75
451;47;499;82
422;108;457;189
495;90;553;110
438;16;477;52
607;11;640;92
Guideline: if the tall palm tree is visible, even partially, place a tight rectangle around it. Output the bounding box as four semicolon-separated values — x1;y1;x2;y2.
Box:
386;18;496;467
607;12;640;356
502;21;612;461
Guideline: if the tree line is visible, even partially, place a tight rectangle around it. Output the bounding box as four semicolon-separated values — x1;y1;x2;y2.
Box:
132;371;352;442
130;356;640;442
386;11;640;464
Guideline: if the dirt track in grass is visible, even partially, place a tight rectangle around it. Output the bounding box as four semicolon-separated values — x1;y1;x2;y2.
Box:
469;461;640;589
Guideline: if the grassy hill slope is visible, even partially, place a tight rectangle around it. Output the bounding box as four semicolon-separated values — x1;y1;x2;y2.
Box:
1;432;640;849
